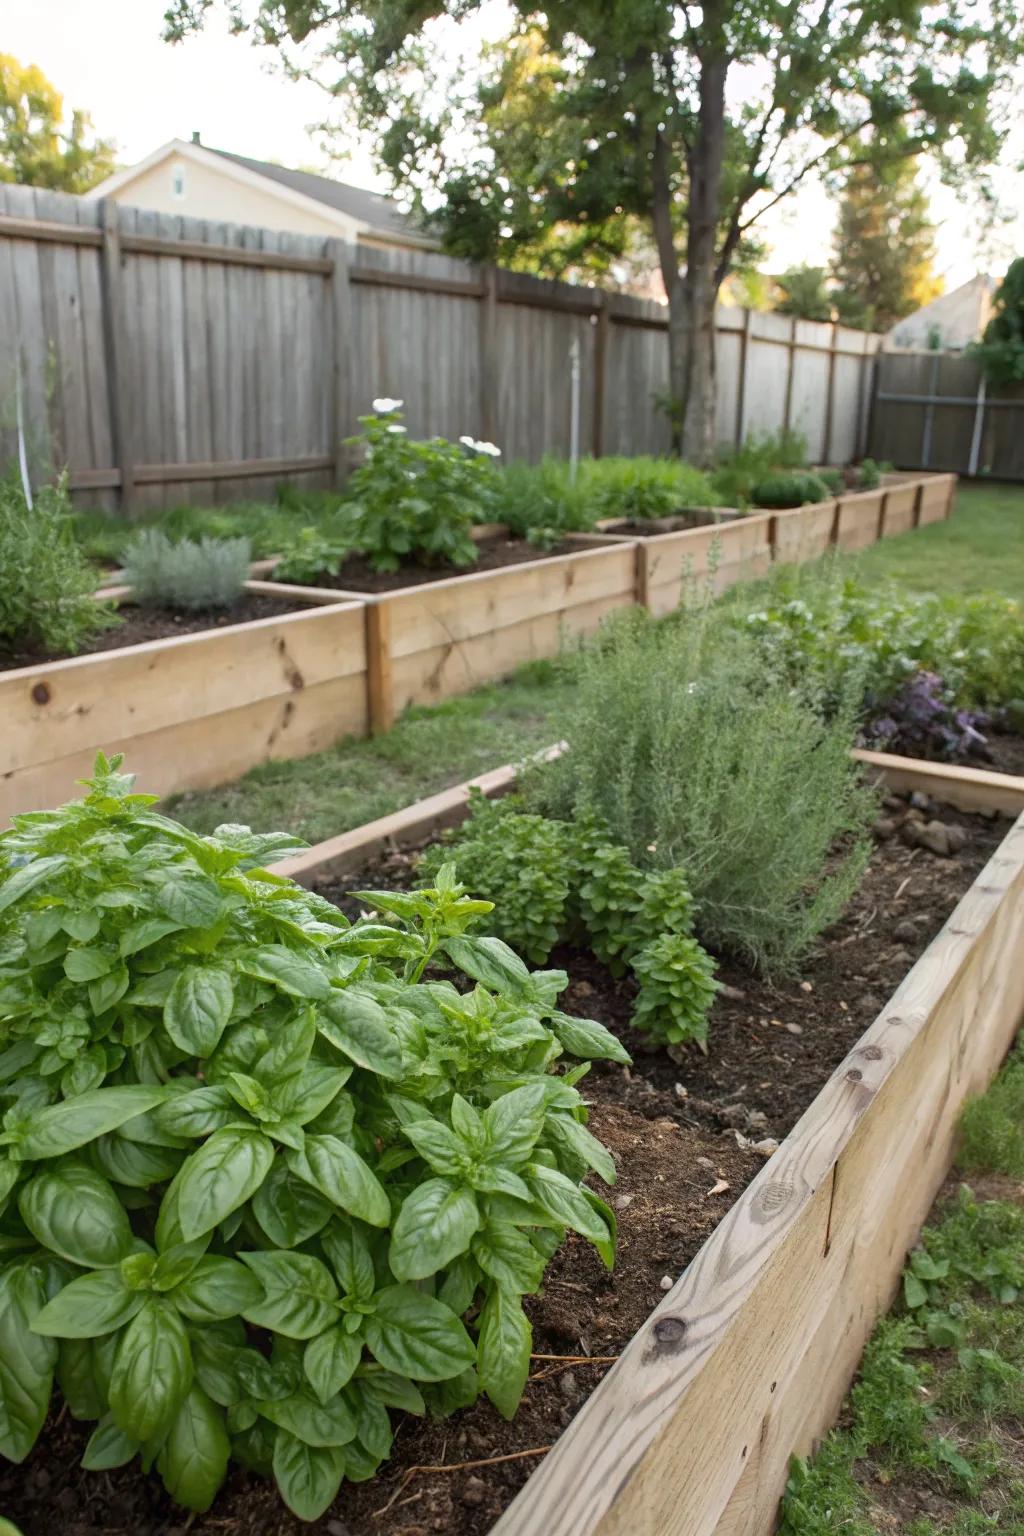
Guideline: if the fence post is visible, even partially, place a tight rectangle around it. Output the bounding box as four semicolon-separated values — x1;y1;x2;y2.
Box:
920;351;941;468
592;291;609;456
967;373;987;477
782;316;797;432
479;265;499;445
858;340;878;460
329;238;354;487
98;199;136;517
734;308;751;446
821;321;838;464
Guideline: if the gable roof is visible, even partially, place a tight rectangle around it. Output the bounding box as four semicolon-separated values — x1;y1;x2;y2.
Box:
208;147;419;243
84;137;436;249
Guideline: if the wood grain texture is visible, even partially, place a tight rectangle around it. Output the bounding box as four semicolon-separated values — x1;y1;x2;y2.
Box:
854;749;1024;815
834;489;885;551
879;481;918;537
492;808;1024;1536
642;516;773;618
0;602;367;821
770;501;838;565
918;473;958;525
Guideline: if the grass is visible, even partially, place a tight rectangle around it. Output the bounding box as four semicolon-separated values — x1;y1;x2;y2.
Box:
779;1046;1024;1535
850;481;1024;600
170;659;573;844
170;478;1024;846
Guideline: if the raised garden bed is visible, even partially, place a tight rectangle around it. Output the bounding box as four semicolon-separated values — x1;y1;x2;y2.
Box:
769;499;838;566
10;750;1016;1536
0;586;368;823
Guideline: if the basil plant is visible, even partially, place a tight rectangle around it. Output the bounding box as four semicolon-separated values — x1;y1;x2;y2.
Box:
0;756;626;1519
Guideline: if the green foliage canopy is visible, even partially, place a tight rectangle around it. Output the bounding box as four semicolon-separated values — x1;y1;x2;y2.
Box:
0;55;115;193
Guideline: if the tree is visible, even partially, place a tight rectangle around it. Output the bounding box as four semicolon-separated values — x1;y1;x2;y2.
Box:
831;158;942;332
0;55;116;194
776;266;832;323
165;1;1024;464
972;258;1024;386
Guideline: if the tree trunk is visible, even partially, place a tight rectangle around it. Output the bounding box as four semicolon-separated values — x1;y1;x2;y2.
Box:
679;50;728;467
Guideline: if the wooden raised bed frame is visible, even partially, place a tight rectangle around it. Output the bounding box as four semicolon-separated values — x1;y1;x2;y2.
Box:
0;591;368;821
278;751;1024;1536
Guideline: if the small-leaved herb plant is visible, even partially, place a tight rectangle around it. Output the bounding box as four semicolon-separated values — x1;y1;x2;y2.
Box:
0;757;624;1520
422;796;719;1049
343;406;501;572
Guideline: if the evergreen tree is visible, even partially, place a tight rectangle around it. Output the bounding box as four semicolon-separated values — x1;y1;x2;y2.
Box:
831;159;942;332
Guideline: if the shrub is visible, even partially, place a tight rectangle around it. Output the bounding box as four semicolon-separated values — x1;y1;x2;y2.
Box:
857;458;883;490
494;455;717;539
0;756;622;1519
711;427;808;507
819;468;845;495
422;798;718;1046
343;404;500;572
121;530;251;610
494;457;593;540
751;472;832;509
73;498;335;567
971;257;1024;388
0;470;118;658
527;606;876;975
274;526;352;585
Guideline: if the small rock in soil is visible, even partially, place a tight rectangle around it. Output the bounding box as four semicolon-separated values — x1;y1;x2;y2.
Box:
613;1193;634;1210
753;1138;780;1157
946;824;968;853
327;1523;352;1536
910;790;932;811
893;918;918;942
883;793;907;811
559;1370;578;1397
717;982;747;1001
659;1274;674;1291
872;817;897;841
720;1103;750;1127
696;1155;715;1169
747;1109;770;1133
903;819;953;856
462;1477;487;1507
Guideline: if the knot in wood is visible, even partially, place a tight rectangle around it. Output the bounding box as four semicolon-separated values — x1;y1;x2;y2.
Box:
845;1067;863;1083
651;1315;687;1351
860;1044;883;1062
759;1180;793;1214
31;681;51;705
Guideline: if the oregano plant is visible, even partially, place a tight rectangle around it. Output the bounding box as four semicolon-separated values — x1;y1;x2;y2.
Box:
0;756;625;1520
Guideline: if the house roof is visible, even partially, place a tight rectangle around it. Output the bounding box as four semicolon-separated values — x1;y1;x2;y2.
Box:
207;147;419;243
84;137;436;249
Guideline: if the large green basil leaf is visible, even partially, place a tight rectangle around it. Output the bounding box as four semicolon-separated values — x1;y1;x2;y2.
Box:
0;1261;56;1461
164;965;234;1057
81;1412;139;1470
118;915;184;957
526;1163;611;1243
63;946;113;983
156;1384;230;1513
57;1337;107;1420
20;1085;169;1160
253;1010;316;1080
90;1133;184;1190
443;935;530;992
252;1160;333;1249
317;991;404;1079
291;1136;390;1229
154;871;224;928
240;945;332;1000
402;1118;465;1177
303;1326;362;1405
363;1285;475;1382
172;1256;264;1323
31;1267;145;1339
472;1223;546;1295
545;1112;617;1186
272;1430;346;1521
389;1179;480;1282
239;1250;338;1339
321;1223;376;1301
151;1085;236;1140
550;1009;631;1064
0;854;68;913
257;1388;357;1448
108;1297;193;1443
483;1084;548;1166
477;1286;532;1420
19;1160;133;1269
272;1065;351;1127
353;1389;392;1461
173;1128;275;1242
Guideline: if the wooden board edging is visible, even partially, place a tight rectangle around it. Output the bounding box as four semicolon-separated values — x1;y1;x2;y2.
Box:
490;806;1024;1536
854;749;1024;816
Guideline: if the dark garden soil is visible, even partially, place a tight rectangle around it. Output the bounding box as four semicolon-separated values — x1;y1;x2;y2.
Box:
986;730;1024;778
0;595;313;673
271;534;616;595
3;793;1010;1536
598;511;726;536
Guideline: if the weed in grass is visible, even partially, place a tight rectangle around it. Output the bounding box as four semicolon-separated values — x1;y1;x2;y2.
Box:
960;1048;1024;1179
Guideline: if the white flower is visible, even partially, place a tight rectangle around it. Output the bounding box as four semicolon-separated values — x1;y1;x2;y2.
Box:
459;435;502;458
386;424;406;435
372;397;404;414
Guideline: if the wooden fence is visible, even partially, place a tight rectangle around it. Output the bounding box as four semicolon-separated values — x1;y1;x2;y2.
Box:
0;182;882;513
868;348;1024;480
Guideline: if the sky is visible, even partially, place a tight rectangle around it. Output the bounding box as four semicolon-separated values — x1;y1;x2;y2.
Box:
6;0;1022;291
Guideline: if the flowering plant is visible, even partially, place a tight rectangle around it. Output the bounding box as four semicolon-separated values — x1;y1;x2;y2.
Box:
343;404;502;572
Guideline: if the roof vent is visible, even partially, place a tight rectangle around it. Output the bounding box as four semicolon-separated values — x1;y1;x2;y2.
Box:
191;131;201;145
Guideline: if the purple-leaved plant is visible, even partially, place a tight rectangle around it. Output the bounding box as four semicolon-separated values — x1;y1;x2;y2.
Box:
867;670;990;762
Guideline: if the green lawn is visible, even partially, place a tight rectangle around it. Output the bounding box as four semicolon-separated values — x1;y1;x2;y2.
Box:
852;481;1024;599
171;659;573;844
171;479;1024;845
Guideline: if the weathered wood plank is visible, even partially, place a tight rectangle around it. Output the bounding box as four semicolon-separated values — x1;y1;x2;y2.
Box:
492;809;1024;1536
770;501;838;565
643;516;773;617
854;749;1024;815
879;481;918;537
834;488;885;551
0;602;367;779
